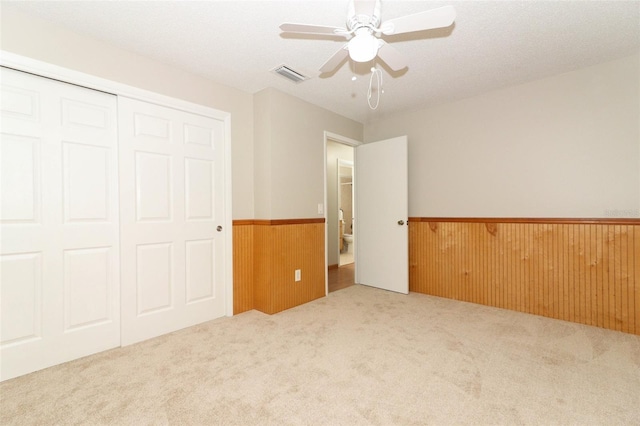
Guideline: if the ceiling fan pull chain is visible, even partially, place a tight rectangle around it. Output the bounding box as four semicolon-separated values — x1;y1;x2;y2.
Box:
367;66;383;110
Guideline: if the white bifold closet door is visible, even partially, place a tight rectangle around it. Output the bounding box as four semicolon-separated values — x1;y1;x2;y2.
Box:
0;67;120;381
118;97;227;346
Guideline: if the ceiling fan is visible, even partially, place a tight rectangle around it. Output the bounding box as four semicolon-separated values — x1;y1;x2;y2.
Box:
279;0;456;73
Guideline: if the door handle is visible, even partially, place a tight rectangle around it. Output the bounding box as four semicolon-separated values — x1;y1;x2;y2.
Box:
397;220;405;225
217;226;223;232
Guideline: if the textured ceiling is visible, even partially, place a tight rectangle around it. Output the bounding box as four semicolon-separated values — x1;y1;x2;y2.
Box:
4;0;640;123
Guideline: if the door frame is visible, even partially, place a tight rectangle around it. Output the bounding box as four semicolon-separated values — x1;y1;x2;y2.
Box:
323;131;361;295
1;51;234;317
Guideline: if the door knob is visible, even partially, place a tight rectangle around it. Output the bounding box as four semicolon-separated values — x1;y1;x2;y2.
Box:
397;220;405;225
217;226;223;232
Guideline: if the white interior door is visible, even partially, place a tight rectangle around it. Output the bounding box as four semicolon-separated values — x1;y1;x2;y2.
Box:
118;97;227;346
0;67;120;381
355;136;408;294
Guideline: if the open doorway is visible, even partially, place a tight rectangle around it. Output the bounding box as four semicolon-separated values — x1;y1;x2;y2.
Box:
324;132;361;294
338;159;354;267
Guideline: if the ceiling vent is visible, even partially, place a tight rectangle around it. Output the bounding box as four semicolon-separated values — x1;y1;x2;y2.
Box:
272;65;309;83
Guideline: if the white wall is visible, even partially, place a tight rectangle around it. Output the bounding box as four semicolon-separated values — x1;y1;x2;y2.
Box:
326;141;354;266
254;88;363;219
0;8;255;219
365;53;640;218
253;90;273;219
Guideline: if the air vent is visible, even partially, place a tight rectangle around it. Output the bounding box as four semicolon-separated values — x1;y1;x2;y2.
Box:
272;65;309;83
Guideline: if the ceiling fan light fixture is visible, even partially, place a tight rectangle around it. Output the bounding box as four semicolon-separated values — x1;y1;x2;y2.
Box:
280;1;457;74
348;30;379;63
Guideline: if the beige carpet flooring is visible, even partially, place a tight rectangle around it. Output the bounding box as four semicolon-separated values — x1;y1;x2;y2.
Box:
1;284;639;425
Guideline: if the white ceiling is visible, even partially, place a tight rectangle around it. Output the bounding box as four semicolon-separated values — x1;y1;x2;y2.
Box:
5;0;640;123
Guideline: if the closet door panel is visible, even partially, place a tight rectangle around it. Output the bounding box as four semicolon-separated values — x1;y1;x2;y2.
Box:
118;97;227;346
0;68;120;381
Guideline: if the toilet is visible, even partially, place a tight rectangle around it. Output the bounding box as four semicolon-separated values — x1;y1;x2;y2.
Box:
343;233;353;252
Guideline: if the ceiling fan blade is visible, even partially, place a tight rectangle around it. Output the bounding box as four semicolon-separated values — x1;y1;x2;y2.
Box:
381;5;456;36
319;45;349;73
376;40;407;71
280;23;348;36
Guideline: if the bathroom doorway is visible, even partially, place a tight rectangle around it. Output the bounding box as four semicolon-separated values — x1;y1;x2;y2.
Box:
324;132;360;294
338;159;354;267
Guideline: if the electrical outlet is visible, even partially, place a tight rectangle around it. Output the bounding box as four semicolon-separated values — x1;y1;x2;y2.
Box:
317;203;324;215
295;269;301;282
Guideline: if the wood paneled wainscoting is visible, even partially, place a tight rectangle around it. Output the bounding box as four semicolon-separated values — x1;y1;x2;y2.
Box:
233;219;326;315
233;221;255;314
409;218;640;335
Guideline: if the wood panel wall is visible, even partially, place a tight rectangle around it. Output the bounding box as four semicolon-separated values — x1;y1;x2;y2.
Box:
233;219;326;315
232;222;254;314
409;219;640;335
